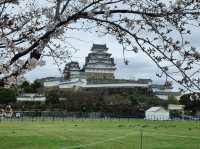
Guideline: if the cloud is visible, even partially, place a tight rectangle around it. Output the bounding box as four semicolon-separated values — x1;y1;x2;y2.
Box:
114;58;165;83
24;24;199;86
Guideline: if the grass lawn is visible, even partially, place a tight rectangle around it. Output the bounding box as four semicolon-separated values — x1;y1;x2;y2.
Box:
0;118;200;149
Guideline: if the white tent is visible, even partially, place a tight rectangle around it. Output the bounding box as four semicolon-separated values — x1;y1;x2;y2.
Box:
145;107;170;120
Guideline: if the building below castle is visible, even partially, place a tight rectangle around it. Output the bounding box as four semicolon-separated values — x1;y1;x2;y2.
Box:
42;44;181;100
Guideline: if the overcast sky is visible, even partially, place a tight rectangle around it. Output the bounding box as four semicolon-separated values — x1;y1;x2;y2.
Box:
23;32;164;87
25;26;200;81
24;1;200;89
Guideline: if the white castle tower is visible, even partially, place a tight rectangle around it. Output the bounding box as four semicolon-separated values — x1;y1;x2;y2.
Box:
83;44;116;80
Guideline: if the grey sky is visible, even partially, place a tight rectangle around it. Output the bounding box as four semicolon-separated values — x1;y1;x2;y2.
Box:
23;0;200;90
24;31;164;84
25;25;200;83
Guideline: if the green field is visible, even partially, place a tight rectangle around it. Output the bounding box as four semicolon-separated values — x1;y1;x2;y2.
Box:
0;119;200;149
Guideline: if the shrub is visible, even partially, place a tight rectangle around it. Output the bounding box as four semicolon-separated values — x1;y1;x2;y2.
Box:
0;88;16;104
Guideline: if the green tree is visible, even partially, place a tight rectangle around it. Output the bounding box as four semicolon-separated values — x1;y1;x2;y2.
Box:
0;88;16;104
180;93;200;115
128;96;139;106
20;81;32;93
168;95;179;105
104;94;130;105
31;80;43;93
45;88;60;105
128;94;168;110
62;90;100;112
20;81;30;89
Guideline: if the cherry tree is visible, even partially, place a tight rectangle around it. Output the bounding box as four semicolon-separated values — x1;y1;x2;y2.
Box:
0;0;200;91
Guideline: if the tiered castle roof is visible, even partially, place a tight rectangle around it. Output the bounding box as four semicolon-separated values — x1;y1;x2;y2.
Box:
63;61;80;72
63;61;80;80
84;44;116;71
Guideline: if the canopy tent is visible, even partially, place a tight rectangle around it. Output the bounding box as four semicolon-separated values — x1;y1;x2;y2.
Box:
145;107;170;120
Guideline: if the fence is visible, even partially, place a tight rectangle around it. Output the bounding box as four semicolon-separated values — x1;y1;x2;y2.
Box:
0;111;200;122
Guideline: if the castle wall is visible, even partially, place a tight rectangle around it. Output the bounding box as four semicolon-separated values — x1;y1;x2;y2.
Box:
85;72;115;80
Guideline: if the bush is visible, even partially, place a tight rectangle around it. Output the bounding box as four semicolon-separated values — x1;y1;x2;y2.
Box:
0;88;16;104
168;95;179;104
45;88;60;105
180;93;200;115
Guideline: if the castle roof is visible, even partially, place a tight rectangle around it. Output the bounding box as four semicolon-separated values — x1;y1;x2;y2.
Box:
64;61;80;72
88;52;111;56
91;44;108;52
85;44;115;68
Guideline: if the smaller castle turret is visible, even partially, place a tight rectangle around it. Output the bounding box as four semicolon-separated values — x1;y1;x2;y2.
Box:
63;62;80;80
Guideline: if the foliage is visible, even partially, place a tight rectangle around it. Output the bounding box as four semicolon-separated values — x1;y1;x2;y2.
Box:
0;0;199;91
19;80;43;93
168;95;179;105
31;80;43;93
62;90;101;112
180;92;200;115
128;94;168;109
60;88;167;113
0;85;169;113
45;88;60;105
104;94;130;105
0;88;16;104
19;81;32;93
128;95;139;106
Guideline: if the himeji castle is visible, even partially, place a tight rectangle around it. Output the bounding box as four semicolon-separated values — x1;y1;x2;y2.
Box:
41;44;181;100
83;44;116;80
